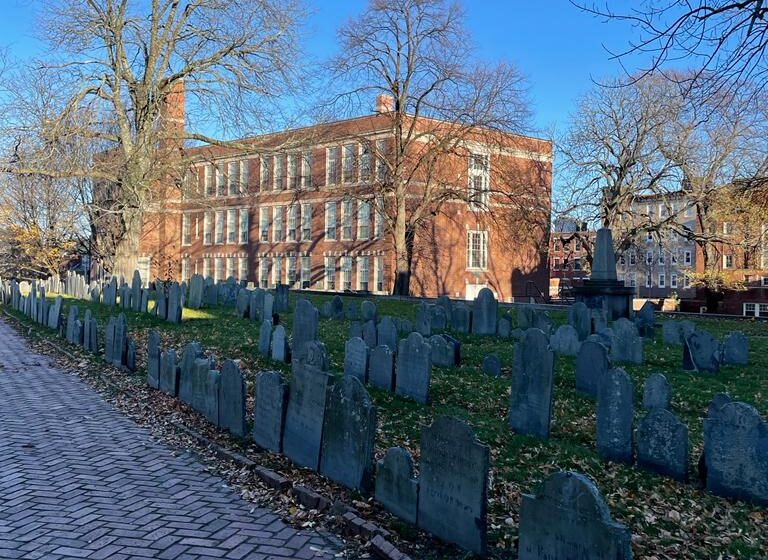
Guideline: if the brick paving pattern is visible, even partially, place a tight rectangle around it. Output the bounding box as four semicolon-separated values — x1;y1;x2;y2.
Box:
0;319;343;559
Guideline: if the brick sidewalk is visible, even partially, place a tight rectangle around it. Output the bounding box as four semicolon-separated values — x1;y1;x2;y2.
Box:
0;319;344;560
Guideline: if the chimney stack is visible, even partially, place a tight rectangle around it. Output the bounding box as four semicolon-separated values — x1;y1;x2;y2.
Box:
375;94;395;113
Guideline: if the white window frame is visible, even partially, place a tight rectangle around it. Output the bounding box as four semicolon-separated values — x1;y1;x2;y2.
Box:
301;203;312;241
357;256;369;291
239;209;249;244
274;154;285;191
375;139;388;183
324;256;336;290
239;257;248;281
670;273;678;289
341;256;353;291
203;212;212;245
374;195;384;239
259;208;270;242
272;257;282;287
287;256;297;288
215;210;225;245
216;163;226;196
228;161;239;196
468;153;489;209
227;209;237;244
202;257;210;278
343;143;356;183
327;146;339;185
182;213;192;246
342;199;354;240
301;151;312;189
646;273;652;288
181;257;190;282
684;250;692;265
301;256;311;289
467;230;488;270
288;204;298;241
287;153;298;189
205;164;214;197
360;143;372;181
375;255;385;292
325;201;337;241
214;257;224;282
646;250;653;265
259;257;269;288
239;160;249;195
723;254;733;269
358;200;371;240
260;156;271;191
273;206;284;243
226;256;235;279
658;273;665;288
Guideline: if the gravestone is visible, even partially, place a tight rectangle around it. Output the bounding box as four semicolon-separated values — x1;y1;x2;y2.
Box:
482;354;501;377
344;337;368;381
498;316;512;338
274;283;289;312
249;289;264;322
349;321;363;340
637;408;689;481
471;288;497;336
292;299;318;356
369;345;394;391
104;317;115;364
642;373;671;411
377;317;398;353
178;342;205;403
533;311;553;335
683;330;720;373
591;308;609;334
159;349;179;396
362;319;377;349
596;368;634;464
707;392;733;417
190;358;210;411
610;318;643;364
345;302;361;321
517;305;535;330
47;296;63;330
575;341;611;398
263;292;274;323
568;301;591;341
428;335;456;368
662;319;695;346
131;270;142;312
418;416;490;555
282;362;333;470
205;280;218;307
375;447;418;524
86;317;99;355
155;286;167;320
66;305;79;344
235;289;250;318
435;295;453;323
320;376;377;491
112;314;128;368
139;289;149;313
330;295;344;319
415;303;432;337
219;359;247;437
518;471;633;560
361;300;377;323
430;305;447;331
721;331;748;365
293;340;329;373
188;274;204;309
395;332;432;404
509;328;554;439
147;330;161;389
271;325;289;363
635;301;656;338
550;324;581;356
442;333;461;366
204;369;221;426
167;282;182;323
450;303;471;333
253;371;288;452
258;319;272;356
704;401;768;505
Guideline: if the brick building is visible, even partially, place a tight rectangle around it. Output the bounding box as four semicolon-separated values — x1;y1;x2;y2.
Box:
137;91;552;300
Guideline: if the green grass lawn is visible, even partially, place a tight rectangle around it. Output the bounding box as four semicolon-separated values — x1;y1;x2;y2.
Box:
10;292;768;559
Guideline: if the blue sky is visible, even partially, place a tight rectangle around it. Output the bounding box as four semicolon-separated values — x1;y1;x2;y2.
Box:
0;0;647;136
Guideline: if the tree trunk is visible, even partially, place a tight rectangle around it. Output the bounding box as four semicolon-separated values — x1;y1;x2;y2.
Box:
392;207;414;296
113;206;144;280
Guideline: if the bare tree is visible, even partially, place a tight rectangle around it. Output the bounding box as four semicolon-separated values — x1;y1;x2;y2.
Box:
0;0;302;277
330;0;534;295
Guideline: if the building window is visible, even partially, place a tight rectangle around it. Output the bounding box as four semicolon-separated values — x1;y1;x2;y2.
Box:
215;211;225;244
376;139;388;183
227;209;237;244
743;302;768;317
468;153;489;209
343;144;357;183
619;254;626;265
202;257;210;278
301;256;311;289
358;200;371;240
723;254;733;269
214;257;224;282
287;256;297;288
658;252;665;266
361;143;372;181
671;250;678;265
646;231;653;242
272;257;282;287
573;258;582;271
553;258;561;270
684;275;691;288
327;146;339;184
239;209;249;244
239;160;249;194
260;156;271;191
646;250;653;265
301;151;312;189
658;273;665;288
228;161;239;195
273;207;284;243
274;154;285;191
288;204;298;242
182;213;192;246
259;257;269;288
287;153;298;189
761;276;768;287
671;273;678;288
260;208;270;242
342;199;353;240
325;201;337;240
226;256;235;279
646;273;652;288
684;250;692;265
341;256;353;290
375;256;385;292
325;256;336;290
239;257;248;281
628;273;637;288
374;195;384;239
358;256;369;291
216;163;226;196
205;164;214;197
301;203;312;241
467;230;488;270
723;222;733;235
629;252;636;266
181;257;190;282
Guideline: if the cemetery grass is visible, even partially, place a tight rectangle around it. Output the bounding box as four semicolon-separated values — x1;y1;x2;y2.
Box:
12;294;768;560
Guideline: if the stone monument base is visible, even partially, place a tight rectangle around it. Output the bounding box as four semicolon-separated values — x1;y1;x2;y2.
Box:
573;280;634;321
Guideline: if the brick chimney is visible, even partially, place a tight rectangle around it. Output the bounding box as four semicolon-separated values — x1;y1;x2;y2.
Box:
159;80;185;153
375;94;395;113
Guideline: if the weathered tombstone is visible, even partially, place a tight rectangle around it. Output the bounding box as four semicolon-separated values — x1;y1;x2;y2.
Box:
596;368;634;464
707;392;733;417
635;301;655;338
147;330;161;389
637;408;689;481
375;447;418;524
610;318;643;364
271;325;289;363
442;333;461;366
219;359;246;437
428;335;455;368
395;332;432;404
104;316;116;364
345;301;361;321
293;340;329;373
86;318;99;355
330;295;344;319
575;341;611;399
249;288;264;322
418;416;489;555
187;274;205;309
66;305;79;344
274;283;289;312
258;319;272;357
704;401;768;505
235;289;250;318
112;314;128;368
517;305;535;330
263;292;274;322
591;308;609;334
450;303;471;333
720;331;748;366
482;354;501;377
430;305;447;332
320;376;377;491
568;301;591;341
292;298;318;356
683;330;720;373
498;316;512;338
533;311;553;335
344;337;368;381
369;345;395;391
471;288;497;336
178;342;205;403
167;282;182;323
253;371;288;452
377;317;398;353
189;358;210;410
550;324;581;356
362;319;377;349
662;319;695;346
74;319;84;347
415;302;432;337
509;328;554;439
349;321;363;340
159;349;179;396
518;471;633;560
435;295;453;322
204;369;221;425
361;300;377;323
642;373;671;411
282;362;333;470
131;270;142;312
155;286;167;320
47;296;63;330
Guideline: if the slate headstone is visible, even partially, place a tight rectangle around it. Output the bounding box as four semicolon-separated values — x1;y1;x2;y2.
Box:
596;368;634;464
159;349;179;396
637;408;689;481
235;289;250;318
509;328;554;439
258;319;272;357
642;373;671;411
344;337;368;381
498;316;512;338
377;316;398;353
274;283;289;312
395;332;432;404
178;342;205;403
471;288;497;336
482;354;501;377
662;319;695;346
282;362;332;470
683;330;720;373
147;330;161;389
721;331;748;366
271;325;289;363
415;302;432;337
375;447;418;524
369;345;394;391
428;335;455;368
568;301;591;341
292;299;318;356
430;305;447;331
635;300;655;338
219;359;247;437
610;318;643;364
204;369;221;426
575;340;611;398
362;319;377;349
253;371;288;452
450;303;471;333
550;324;581;356
361;300;377;323
167;282;182;323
